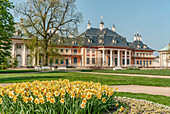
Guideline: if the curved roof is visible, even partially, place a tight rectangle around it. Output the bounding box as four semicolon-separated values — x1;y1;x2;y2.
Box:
158;44;170;52
129;41;155;51
79;28;129;47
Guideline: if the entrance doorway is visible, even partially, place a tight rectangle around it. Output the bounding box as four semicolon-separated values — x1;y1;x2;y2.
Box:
115;58;117;66
108;57;110;66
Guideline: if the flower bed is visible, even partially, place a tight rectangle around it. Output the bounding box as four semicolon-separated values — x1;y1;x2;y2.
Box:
0;80;124;113
114;96;170;113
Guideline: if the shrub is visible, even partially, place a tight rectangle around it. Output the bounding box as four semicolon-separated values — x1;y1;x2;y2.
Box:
0;80;125;113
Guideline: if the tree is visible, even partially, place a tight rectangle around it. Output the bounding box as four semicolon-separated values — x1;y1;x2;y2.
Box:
0;0;15;66
15;0;82;66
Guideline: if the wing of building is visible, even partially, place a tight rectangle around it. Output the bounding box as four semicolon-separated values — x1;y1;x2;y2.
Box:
10;20;156;68
157;44;170;67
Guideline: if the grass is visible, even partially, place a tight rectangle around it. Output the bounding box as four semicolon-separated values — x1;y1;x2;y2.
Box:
80;69;170;76
0;69;37;73
0;72;170;87
116;92;170;106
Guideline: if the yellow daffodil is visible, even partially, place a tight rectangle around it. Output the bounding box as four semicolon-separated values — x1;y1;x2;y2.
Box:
60;98;64;104
80;103;86;108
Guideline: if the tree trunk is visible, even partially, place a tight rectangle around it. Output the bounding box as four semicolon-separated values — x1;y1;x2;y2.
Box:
44;42;48;66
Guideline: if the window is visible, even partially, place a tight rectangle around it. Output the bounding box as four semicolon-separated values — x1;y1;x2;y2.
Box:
112;39;116;44
17;45;21;49
92;58;95;64
60;49;64;52
140;61;142;65
55;59;59;64
137;60;139;65
87;58;90;64
123;59;125;65
60;59;64;64
115;51;117;54
146;53;148;56
92;50;95;53
123;51;125;55
73;57;77;64
86;49;89;53
143;53;145;56
150;53;152;56
127;51;129;55
140;53;142;56
137;45;140;48
73;49;77;53
150;61;152;65
127;59;129;64
137;53;139;56
99;39;103;44
108;50;110;54
65;49;69;53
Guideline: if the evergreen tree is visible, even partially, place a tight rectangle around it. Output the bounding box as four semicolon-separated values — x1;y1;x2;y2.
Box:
0;0;15;65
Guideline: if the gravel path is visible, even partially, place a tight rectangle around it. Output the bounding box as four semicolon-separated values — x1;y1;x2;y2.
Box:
111;85;170;97
78;72;170;79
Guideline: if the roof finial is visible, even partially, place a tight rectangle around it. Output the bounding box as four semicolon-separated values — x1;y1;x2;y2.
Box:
87;18;91;29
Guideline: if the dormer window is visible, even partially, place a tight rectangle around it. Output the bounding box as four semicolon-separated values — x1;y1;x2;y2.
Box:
137;45;140;48
112;39;116;44
88;39;90;43
143;45;147;49
99;39;103;44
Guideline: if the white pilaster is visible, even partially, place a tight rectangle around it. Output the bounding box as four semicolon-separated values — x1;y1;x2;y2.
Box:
125;50;127;67
129;51;131;66
103;49;105;66
81;48;84;66
90;49;92;64
70;57;72;66
118;50;120;66
12;43;15;59
110;50;112;66
22;44;26;66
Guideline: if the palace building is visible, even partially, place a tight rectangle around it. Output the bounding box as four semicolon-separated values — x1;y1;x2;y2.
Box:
10;20;155;68
158;44;170;67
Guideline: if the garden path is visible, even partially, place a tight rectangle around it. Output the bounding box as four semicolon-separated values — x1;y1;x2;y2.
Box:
110;85;170;97
76;72;170;79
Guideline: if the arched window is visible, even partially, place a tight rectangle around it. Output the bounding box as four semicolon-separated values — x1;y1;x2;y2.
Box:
16;54;22;66
27;55;32;66
73;57;77;65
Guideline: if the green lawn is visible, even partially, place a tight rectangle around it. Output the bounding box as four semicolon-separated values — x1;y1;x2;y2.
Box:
0;69;37;73
81;69;170;76
116;92;170;106
0;72;170;87
0;71;169;106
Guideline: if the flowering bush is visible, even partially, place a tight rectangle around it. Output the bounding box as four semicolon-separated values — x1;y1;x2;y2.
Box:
114;96;170;113
0;79;123;113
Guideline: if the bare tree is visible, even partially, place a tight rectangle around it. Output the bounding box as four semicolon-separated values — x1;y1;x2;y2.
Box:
15;0;82;66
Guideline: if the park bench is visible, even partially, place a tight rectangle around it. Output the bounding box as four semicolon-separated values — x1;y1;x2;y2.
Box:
113;67;122;70
57;66;67;70
42;66;51;70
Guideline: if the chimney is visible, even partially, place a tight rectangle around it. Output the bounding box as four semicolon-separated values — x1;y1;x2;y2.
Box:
134;34;137;41
139;35;142;41
112;24;115;32
100;21;104;30
87;20;91;29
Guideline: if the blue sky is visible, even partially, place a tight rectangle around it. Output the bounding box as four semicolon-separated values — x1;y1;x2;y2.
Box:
10;0;170;55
